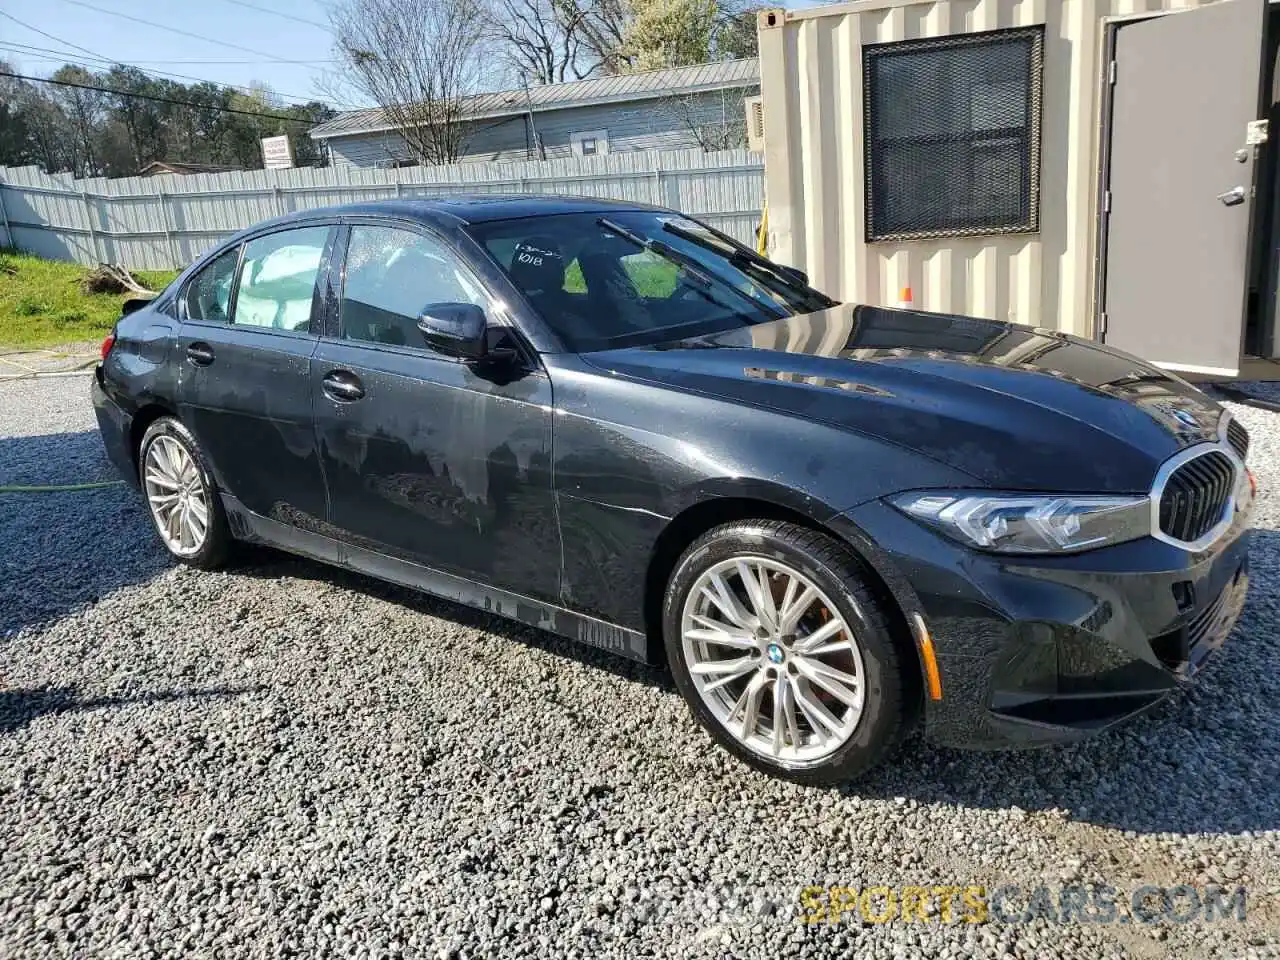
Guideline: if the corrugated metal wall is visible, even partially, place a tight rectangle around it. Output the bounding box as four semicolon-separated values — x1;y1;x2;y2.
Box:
759;0;1224;337
0;148;765;270
327;90;759;169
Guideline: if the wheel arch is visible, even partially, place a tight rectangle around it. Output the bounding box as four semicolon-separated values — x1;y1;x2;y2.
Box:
642;495;924;717
129;402;179;470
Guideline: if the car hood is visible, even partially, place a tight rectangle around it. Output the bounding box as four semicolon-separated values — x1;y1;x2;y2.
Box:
580;305;1225;493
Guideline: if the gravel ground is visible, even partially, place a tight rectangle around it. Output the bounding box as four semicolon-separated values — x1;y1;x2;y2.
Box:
1;376;1278;960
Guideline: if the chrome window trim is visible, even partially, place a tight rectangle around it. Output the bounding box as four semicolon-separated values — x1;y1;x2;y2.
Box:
1147;412;1246;552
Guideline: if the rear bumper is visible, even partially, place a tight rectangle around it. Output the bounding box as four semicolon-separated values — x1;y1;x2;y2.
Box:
837;500;1253;749
91;368;138;488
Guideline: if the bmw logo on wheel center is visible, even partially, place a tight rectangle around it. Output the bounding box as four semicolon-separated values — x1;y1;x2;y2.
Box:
766;643;786;664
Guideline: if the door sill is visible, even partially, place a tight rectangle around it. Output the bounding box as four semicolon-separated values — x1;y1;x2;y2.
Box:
221;494;648;662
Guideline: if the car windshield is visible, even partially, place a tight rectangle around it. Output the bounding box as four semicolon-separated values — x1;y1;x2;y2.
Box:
466;211;837;352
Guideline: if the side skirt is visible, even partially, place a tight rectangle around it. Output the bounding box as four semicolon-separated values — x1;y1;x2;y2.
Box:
222;494;648;661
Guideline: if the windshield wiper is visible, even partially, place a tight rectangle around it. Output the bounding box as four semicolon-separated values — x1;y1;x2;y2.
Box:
597;218;713;287
660;221;835;310
597;218;785;318
661;220;776;274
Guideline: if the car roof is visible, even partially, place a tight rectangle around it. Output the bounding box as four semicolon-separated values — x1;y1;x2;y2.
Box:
257;195;662;231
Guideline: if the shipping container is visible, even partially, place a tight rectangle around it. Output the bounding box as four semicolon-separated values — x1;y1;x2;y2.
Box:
758;0;1276;376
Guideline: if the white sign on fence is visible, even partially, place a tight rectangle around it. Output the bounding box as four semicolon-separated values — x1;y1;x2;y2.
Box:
261;135;294;170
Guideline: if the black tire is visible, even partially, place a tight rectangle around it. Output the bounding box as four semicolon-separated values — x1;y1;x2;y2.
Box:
663;520;913;786
138;416;232;570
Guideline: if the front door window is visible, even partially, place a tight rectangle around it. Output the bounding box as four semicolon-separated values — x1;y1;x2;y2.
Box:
339;225;488;348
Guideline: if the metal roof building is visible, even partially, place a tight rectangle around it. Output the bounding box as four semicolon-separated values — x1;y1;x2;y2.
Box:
310;60;760;141
309;60;761;168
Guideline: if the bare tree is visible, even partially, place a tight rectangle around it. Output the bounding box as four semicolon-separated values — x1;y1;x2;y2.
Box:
713;2;765;60
329;0;491;165
553;0;631;74
485;0;595;85
664;85;752;151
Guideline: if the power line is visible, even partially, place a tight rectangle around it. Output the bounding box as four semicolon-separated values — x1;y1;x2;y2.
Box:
53;0;303;64
217;0;331;30
0;41;322;105
0;11;334;71
0;71;323;124
0;41;323;104
7;57;347;65
0;9;113;64
0;42;345;66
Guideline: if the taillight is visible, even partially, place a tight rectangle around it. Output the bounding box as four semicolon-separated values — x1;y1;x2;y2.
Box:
100;331;116;361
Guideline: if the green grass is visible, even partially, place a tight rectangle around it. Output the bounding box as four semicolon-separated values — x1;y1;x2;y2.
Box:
563;254;679;299
0;250;178;350
623;256;679;298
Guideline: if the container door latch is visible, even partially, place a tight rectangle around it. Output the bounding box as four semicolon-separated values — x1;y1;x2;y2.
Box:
1217;186;1246;207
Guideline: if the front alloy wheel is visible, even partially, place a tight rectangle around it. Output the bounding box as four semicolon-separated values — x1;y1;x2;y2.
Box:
682;557;867;765
664;521;912;785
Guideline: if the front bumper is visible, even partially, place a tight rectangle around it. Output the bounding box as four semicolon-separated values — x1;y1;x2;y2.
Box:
837;499;1252;749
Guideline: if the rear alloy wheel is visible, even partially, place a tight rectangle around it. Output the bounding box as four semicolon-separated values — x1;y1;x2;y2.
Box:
139;417;230;569
664;521;912;785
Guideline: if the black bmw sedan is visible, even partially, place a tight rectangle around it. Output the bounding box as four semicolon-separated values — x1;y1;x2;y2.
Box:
92;196;1254;784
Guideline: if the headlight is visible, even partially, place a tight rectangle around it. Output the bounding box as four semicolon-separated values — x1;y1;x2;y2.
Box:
889;491;1150;554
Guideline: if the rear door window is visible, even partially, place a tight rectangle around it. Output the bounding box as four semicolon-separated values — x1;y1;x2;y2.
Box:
232;226;329;332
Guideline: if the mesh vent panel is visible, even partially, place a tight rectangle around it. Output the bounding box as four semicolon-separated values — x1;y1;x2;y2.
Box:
864;28;1044;242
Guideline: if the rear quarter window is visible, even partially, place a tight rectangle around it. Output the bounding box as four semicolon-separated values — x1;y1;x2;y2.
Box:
182;246;241;323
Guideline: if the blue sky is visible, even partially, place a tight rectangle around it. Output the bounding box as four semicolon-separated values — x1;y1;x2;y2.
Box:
0;0;343;107
1;0;815;110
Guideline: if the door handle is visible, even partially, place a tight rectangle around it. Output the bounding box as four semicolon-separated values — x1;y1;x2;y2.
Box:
186;342;215;366
322;369;365;402
1217;186;1246;207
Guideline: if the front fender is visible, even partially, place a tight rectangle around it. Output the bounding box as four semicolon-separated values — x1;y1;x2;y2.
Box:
546;354;974;634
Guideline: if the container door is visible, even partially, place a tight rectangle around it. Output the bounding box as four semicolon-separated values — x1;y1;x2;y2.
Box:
1101;0;1266;377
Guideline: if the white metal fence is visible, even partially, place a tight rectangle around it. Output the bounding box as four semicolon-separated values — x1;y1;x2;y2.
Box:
0;149;765;272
